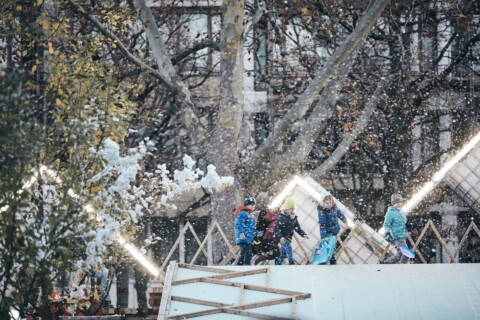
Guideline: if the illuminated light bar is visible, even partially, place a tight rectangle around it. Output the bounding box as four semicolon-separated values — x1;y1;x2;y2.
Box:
4;165;162;277
268;179;297;209
402;131;480;214
269;175;355;228
117;235;161;277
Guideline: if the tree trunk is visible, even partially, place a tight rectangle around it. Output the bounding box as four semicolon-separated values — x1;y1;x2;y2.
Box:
208;0;246;262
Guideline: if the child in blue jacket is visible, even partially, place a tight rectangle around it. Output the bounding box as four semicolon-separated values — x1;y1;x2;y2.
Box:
317;195;346;265
234;195;257;265
382;193;409;264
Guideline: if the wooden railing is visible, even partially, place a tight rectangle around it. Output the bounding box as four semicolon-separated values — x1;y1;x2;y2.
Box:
158;219;480;274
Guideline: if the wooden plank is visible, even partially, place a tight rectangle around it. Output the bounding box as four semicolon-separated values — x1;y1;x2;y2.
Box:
172;268;269;286
231;294;311;310
201;278;310;296
428;220;457;263
292;233;310;264
239;283;245;305
167;293;311;319
219;245;240;266
188;222;217;265
157;261;177;320
186;222;214;265
166;308;222;319
213;220;238;258
176;263;232;274
337;232;355;264
410;221;431;264
407;234;427;264
160;224;189;272
454;221;474;259
170;295;231;308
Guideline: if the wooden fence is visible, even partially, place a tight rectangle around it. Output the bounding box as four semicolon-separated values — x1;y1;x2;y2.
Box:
157;219;480;275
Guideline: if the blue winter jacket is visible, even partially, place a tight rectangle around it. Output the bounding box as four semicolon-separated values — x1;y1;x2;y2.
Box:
383;206;408;239
317;204;346;238
235;210;257;244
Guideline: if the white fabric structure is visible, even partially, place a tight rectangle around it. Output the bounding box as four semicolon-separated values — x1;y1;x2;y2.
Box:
447;145;480;214
158;263;480;319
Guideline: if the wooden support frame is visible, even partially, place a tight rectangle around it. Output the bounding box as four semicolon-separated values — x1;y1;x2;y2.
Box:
454;221;480;260
157;263;311;319
160;220;239;274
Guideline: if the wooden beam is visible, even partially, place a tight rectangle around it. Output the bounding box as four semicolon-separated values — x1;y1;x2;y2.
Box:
157;261;177;320
176;263;232;274
292;233;310;264
454;221;474;259
166;308;222;319
201;278;311;296
170;295;231;308
168;295;310;320
213;220;238;258
428;220;457;263
407;234;427;264
189;222;218;265
172;268;269;286
160;224;190;272
186;222;214;265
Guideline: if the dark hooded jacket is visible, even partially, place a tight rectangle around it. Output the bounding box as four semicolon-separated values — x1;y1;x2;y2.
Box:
275;211;306;241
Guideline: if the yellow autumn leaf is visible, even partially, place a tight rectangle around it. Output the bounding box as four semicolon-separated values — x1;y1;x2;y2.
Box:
48;42;54;54
22;50;28;57
55;98;66;107
37;0;42;6
90;185;104;194
31;65;37;73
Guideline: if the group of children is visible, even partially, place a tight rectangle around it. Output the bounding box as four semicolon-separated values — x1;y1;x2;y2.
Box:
234;194;346;265
234;192;411;266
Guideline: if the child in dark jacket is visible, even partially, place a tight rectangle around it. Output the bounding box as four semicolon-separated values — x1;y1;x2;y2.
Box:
234;195;257;265
275;197;309;265
317;195;346;265
253;208;280;265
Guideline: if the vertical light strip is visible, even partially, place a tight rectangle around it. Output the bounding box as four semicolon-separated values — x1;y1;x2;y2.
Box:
402;131;480;213
117;235;161;277
268;178;298;209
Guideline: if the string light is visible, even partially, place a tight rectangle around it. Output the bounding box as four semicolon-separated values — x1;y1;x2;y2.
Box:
2;165;162;277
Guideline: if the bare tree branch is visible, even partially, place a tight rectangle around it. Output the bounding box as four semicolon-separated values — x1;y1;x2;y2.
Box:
67;0;178;93
170;40;220;65
247;0;391;172
246;54;357;188
311;76;391;179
